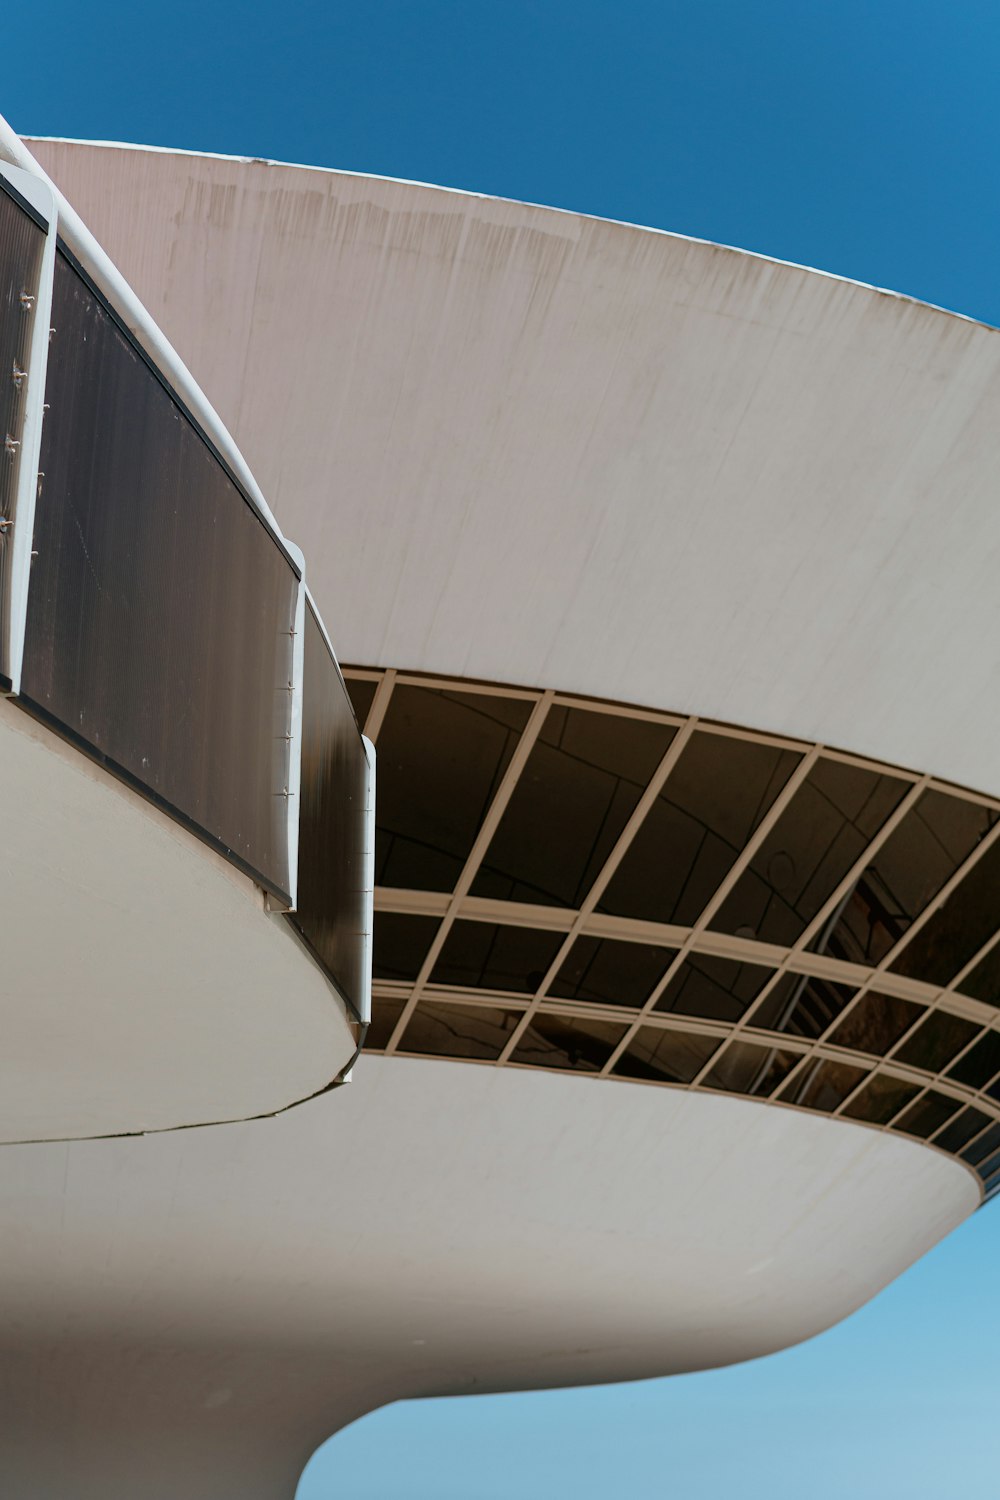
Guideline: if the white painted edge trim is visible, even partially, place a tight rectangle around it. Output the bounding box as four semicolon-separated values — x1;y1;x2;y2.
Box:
0;162;56;696
285;543;306;912
360;734;377;1028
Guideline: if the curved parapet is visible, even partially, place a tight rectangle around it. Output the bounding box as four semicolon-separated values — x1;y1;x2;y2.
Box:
27;137;1000;797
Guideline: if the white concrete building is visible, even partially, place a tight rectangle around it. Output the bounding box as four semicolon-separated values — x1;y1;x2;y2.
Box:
2;123;1000;1498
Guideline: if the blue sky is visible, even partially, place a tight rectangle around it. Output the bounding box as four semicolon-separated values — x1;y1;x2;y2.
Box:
10;3;1000;1494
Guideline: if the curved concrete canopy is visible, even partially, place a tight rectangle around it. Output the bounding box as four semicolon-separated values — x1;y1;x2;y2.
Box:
0;1056;978;1498
1;138;994;1494
0;698;355;1140
27;138;1000;798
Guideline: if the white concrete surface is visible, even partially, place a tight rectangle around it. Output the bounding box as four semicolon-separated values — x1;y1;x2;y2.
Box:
0;141;992;1493
0;699;355;1140
0;1055;978;1498
28;139;1000;798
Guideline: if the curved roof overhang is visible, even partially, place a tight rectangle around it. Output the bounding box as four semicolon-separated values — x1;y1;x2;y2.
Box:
27;138;1000;798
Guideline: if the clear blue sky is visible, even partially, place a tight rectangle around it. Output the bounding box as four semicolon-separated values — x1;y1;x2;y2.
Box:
10;4;1000;1495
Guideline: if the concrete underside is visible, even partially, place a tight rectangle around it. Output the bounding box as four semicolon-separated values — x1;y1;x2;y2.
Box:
0;699;355;1140
0;1056;977;1499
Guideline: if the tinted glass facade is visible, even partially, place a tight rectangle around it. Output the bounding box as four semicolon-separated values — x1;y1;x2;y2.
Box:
355;668;1000;1203
23;252;298;897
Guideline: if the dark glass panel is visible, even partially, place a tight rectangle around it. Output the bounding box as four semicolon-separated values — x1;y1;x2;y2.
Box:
976;1148;1000;1181
344;676;377;731
893;1012;980;1073
890;837;1000;987
781;1059;868;1112
811;789;997;967
549;937;676;1009
841;1073;922;1125
933;1106;993;1155
510;1015;628;1073
25;252;298;895
598;731;800;927
366;997;406;1050
292;605;370;1013
947;1032;1000;1090
655;954;773;1023
701;1041;801;1098
374;685;532;891
962;1121;1000;1167
430;921;564;993
956;940;1000;1009
471;706;673;907
400;1001;522;1060
748;973;856;1040
894;1091;962;1140
827;992;923;1057
712;759;907;947
372;912;441;982
983;1170;1000;1201
612;1026;720;1084
0;183;46;681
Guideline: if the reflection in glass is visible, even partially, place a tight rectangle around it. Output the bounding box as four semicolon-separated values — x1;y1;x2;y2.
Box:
612;1026;720;1084
781;1059;868;1113
811;789;997;966
599;731;800;927
893;1011;980;1073
701;1041;801;1097
956;939;1000;1008
372;912;442;982
510;1015;628;1073
374;687;532;890
827;992;922;1057
431;921;564;993
366;997;406;1050
712;759;907;947
890;837;1000;987
549;937;676;1008
655;954;773;1023
894;1091;962;1139
947;1031;1000;1090
841;1073;922;1125
931;1105;992;1154
472;706;673;907
343;676;377;731
401;1002;522;1060
748;973;856;1039
962;1121;1000;1167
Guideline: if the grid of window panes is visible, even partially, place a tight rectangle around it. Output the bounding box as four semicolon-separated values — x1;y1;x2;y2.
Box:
346;668;1000;1204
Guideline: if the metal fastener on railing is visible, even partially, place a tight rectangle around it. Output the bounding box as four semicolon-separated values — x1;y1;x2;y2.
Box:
4;434;20;456
19;291;34;311
12;363;27;390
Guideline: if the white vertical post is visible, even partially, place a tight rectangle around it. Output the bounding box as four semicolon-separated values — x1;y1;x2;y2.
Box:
359;734;377;1027
1;162;56;697
284;544;306;911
